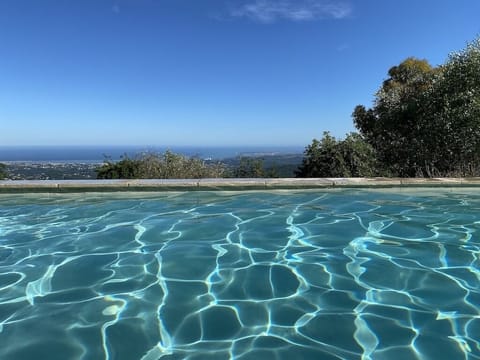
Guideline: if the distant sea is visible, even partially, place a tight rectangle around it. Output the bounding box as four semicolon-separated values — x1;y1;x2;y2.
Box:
0;146;304;163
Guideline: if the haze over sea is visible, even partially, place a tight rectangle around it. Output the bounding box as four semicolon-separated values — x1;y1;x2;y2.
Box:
0;146;303;163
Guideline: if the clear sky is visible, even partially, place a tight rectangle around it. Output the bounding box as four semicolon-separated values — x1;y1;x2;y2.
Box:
1;0;479;147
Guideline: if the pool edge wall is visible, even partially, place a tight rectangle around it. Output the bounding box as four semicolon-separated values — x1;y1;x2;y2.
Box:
0;178;480;193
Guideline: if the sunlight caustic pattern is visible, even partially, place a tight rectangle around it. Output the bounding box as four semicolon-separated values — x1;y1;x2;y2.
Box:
0;189;479;359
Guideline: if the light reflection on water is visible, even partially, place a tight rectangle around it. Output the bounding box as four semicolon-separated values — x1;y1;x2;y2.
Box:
0;189;479;359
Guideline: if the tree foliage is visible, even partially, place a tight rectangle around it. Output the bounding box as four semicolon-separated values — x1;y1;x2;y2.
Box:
353;37;480;177
427;38;480;175
296;132;377;177
96;151;226;179
353;57;436;176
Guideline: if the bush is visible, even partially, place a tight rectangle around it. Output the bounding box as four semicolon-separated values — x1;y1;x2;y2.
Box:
96;155;141;179
96;151;226;179
296;132;378;177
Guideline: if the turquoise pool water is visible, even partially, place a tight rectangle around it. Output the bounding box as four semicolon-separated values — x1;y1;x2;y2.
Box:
0;189;479;359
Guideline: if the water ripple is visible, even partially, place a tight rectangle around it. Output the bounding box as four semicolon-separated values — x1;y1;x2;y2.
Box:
0;189;479;359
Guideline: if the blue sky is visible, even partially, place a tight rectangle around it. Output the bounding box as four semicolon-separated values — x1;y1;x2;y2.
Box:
1;0;479;147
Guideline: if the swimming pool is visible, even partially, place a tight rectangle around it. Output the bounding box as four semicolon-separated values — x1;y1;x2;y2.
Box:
0;189;479;359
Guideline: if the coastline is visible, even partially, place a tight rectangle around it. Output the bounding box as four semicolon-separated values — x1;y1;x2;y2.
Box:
1;153;304;180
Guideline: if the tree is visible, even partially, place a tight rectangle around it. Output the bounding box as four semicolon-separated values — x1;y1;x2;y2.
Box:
353;38;480;177
338;133;378;177
296;132;345;177
425;37;480;175
96;155;141;179
353;57;436;176
296;132;377;177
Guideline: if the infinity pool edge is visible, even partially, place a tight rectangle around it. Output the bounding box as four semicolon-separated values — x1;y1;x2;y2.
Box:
1;177;480;192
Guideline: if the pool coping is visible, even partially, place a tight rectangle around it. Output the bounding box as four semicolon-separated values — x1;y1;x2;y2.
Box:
0;178;480;192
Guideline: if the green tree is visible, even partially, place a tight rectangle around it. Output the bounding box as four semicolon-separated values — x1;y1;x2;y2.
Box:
353;38;480;177
296;132;377;177
338;133;378;177
353;57;436;176
425;37;480;175
96;155;141;179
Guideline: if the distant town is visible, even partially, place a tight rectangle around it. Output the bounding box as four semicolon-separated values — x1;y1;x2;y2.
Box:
5;162;99;180
2;153;304;180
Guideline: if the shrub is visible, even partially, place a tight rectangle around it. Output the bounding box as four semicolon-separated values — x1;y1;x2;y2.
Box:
96;151;226;179
296;132;378;177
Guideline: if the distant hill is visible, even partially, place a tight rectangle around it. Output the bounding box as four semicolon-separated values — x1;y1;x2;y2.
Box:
221;153;303;177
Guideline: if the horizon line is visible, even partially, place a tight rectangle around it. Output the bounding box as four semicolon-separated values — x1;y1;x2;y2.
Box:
0;144;306;148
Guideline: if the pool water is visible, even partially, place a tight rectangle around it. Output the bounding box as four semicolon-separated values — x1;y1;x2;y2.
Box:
0;189;479;359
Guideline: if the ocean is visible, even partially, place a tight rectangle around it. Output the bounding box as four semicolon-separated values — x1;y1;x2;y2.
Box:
0;146;304;163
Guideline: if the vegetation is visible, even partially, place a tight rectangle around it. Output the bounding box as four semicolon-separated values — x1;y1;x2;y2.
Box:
222;154;302;177
96;155;140;179
230;157;287;178
299;37;480;178
352;58;437;176
231;157;266;178
96;151;307;180
96;151;226;179
0;163;7;179
295;132;377;177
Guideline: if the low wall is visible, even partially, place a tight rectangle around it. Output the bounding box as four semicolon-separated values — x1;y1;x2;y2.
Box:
0;178;480;192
